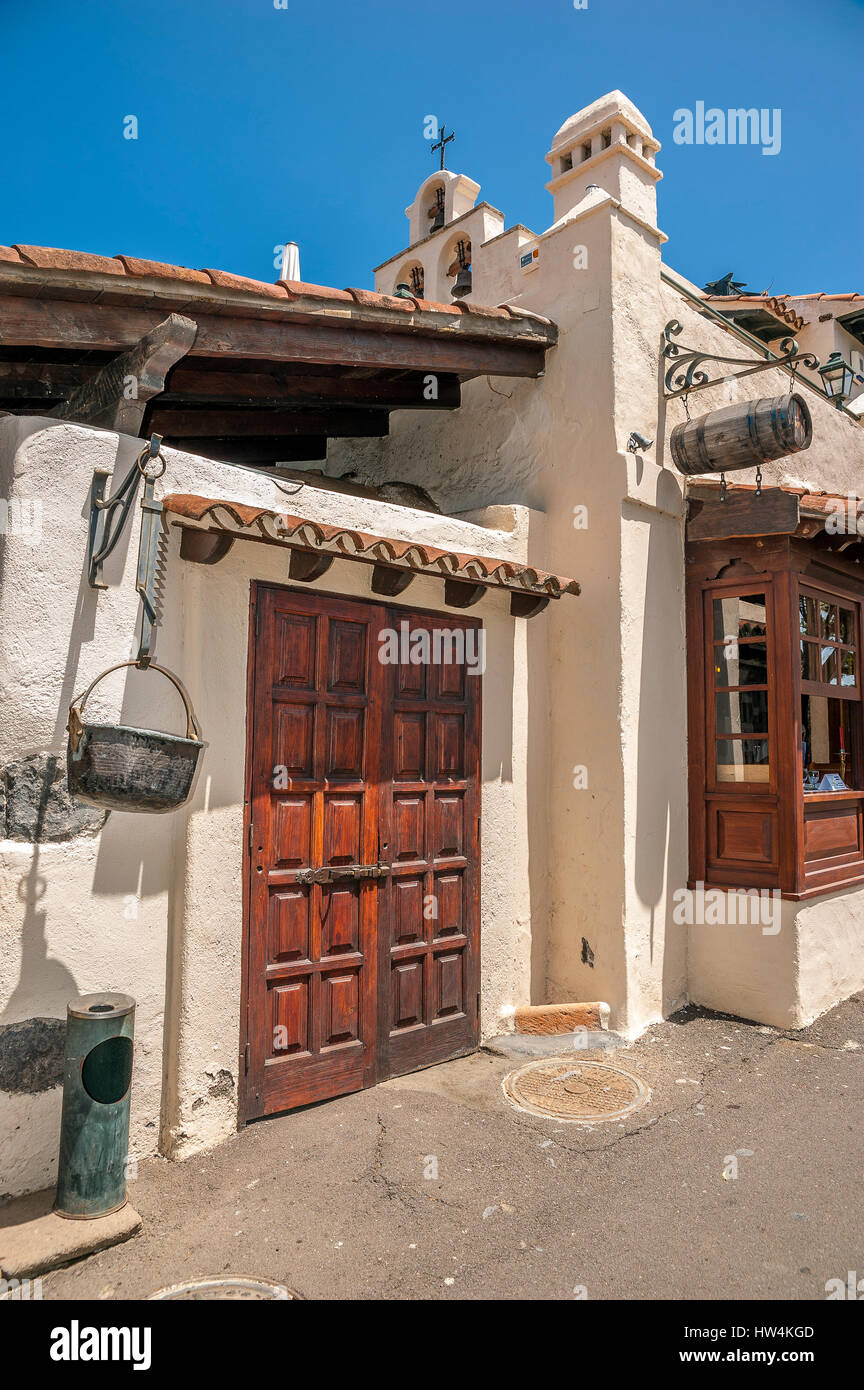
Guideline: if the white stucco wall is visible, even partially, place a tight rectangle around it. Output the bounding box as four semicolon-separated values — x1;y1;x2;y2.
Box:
355;178;691;1037
688;886;864;1030
358;116;864;1041
0;416;539;1196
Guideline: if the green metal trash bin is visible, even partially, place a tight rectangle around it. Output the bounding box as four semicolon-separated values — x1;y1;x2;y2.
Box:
54;992;135;1220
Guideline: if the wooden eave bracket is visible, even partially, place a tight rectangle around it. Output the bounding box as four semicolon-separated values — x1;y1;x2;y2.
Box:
49;312;198;433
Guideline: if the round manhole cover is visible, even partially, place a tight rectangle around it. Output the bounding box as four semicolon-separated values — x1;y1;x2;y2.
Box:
502;1057;649;1123
147;1277;300;1301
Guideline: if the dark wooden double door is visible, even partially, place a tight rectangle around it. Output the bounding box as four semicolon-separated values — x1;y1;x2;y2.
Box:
242;583;481;1120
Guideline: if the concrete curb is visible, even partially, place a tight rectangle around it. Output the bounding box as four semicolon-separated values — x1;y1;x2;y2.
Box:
484;1031;626;1059
0;1189;142;1280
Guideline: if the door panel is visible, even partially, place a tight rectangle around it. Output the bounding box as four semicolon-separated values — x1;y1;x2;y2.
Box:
246;588;384;1118
379;610;481;1080
244;585;480;1120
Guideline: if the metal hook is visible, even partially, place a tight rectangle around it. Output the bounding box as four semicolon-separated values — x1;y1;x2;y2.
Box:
137;434;166;479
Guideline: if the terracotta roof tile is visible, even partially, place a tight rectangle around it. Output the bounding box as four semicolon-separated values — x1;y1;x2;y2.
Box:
799;293;861;302
279;280;354;303
452;300;511;319
345;287;414;313
498;303;554;326
114;254;210;284
162;493;580;600
13;245;126;275
704;293;806;331
202;268;288;298
409;297;464;315
0;242;558;338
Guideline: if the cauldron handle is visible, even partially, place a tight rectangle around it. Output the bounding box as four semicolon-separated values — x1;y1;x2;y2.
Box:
68;661;202;751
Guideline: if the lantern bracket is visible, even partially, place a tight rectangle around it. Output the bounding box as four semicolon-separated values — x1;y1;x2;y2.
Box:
662;319;819;399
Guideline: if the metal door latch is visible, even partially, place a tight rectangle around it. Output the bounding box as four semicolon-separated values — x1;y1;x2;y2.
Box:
294;862;391;885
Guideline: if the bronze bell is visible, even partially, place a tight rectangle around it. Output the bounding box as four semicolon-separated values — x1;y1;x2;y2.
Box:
451;267;472;298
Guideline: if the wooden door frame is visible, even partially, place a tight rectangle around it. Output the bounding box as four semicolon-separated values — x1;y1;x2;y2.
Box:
238;578;483;1126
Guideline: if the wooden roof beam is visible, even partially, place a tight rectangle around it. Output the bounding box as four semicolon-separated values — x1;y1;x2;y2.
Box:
147;406;390;438
161;367;461;410
0;295;550;378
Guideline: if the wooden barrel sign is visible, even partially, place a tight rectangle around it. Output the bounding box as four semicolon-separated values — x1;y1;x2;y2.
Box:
670;393;812;477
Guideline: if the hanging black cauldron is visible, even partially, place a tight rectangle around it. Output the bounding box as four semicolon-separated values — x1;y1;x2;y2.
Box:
67;661;205;813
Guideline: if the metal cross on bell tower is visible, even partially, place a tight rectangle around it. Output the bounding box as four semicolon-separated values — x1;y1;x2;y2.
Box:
431;124;455;170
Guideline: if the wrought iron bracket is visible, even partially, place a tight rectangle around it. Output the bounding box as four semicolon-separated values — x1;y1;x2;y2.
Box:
86;435;167;665
662;319;819;399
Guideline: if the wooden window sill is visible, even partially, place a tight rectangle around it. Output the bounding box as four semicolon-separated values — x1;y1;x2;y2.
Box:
802;789;864;803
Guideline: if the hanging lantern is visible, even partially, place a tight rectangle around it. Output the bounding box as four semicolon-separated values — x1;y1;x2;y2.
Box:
818;351;855;407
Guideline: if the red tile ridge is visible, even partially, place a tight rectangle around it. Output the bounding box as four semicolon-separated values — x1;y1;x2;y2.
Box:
278;280;354;303
0;243;556;328
202;268;288;298
345;287;414;313
13;245;126;275
114;255;210;284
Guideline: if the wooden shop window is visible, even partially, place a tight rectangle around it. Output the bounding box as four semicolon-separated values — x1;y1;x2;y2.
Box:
687;553;864;899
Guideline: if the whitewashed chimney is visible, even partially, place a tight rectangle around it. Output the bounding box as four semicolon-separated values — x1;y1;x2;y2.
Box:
545;90;661;229
279;241;301;282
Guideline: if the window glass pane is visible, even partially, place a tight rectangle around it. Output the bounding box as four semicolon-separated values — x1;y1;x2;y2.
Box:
821;646;838;684
841;649;856;686
820;602;836;640
715;738;770;783
802;694;830;769
715;690;769;735
714;641;767;687
839;606;855;645
802;694;856;790
801;640;820;682
799;594;819;637
713;593;767;642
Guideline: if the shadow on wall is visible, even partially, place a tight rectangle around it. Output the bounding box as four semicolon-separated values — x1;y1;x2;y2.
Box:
2;434;158;1024
630;489;687;1015
1;848;79;1026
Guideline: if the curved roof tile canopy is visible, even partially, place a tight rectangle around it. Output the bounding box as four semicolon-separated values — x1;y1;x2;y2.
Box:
162;494;581;600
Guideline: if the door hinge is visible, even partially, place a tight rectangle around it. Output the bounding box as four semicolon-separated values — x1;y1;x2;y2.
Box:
244;1041;250;1074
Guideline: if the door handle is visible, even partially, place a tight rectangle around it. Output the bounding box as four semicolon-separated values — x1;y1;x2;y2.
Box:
294;862;391;885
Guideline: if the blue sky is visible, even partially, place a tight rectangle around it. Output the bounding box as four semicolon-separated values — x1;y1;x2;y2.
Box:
1;0;861;296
